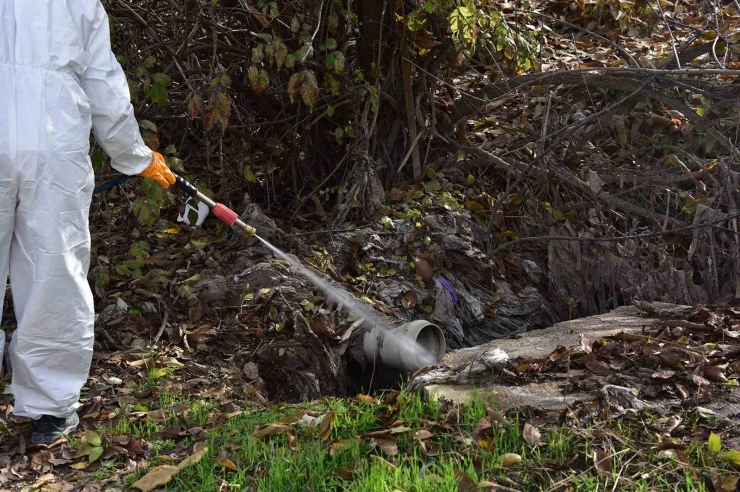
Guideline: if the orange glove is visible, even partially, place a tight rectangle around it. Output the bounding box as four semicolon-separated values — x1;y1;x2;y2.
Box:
139;152;176;188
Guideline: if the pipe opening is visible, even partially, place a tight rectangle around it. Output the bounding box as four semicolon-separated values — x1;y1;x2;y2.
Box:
414;324;444;367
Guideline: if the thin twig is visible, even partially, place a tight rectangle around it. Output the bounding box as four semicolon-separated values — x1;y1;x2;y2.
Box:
153;310;169;345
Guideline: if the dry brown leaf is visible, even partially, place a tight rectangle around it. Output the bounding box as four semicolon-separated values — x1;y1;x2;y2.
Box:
363;430;398;456
414;255;433;281
334;468;355;480
318;410;335;441
609;356;630;371
721;475;740;491
413;33;442;49
651;369;676;380
253;423;292;438
487;406;508;425
32;474;57;488
177;441;209;470
287;431;297;451
132;465;181;492
309;315;336;337
445;406;460;425
594;450;612;477
472;417;493;441
454;469;479;492
133;441;209;490
704;365;729;383
41;484;74;492
421;440;441;456
584;358;611;375
523;423;541;446
217;458;238;472
402;290;419;309
479;482;522;492
413;429;433;440
329;438;357;456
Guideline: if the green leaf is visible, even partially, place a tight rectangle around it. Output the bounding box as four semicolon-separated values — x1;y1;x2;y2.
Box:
85;429;102;448
133;197;160;228
186;93;204;120
205;92;231;131
247;67;270;93
709;432;722;453
295;42;312;61
167;156;185;173
95;269;110;288
327;105;335;117
209;74;231;90
139;120;158;132
252;44;265;64
91;150;105;171
552;209;565;221
723;449;740;465
88;446;104;463
466;173;475;185
152;73;172;87
244;164;258;183
328;11;339;34
164;144;177;155
426;180;441;192
299;70;319;108
287;73;301;104
325;38;338;51
275;39;289;69
325;51;346;74
150;84;168;107
143;56;157;69
285;54;296;69
334;127;344;144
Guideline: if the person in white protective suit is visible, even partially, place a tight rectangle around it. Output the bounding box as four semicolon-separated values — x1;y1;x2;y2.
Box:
0;0;175;444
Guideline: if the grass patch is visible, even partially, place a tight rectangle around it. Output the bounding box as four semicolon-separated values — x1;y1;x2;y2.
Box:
114;389;731;492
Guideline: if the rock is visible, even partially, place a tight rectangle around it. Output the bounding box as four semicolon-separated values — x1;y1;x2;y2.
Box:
116;298;129;312
243;362;260;380
522;259;542;283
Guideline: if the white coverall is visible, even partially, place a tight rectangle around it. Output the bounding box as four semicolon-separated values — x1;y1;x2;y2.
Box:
0;0;152;418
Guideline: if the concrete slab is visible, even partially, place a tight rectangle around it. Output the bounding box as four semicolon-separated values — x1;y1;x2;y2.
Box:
425;381;589;411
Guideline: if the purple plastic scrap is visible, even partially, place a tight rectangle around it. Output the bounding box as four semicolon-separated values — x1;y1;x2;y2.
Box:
436;275;458;306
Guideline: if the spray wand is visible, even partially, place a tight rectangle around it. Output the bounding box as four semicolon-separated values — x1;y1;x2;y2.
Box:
94;173;256;236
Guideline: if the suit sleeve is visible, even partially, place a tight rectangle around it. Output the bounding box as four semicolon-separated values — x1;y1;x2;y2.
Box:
79;1;152;175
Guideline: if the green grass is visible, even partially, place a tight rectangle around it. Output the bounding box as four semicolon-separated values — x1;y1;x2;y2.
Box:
114;388;735;492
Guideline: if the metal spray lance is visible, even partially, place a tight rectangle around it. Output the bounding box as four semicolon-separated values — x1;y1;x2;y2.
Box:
93;173;257;236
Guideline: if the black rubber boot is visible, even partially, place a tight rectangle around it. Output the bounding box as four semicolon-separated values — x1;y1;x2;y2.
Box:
30;413;79;445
